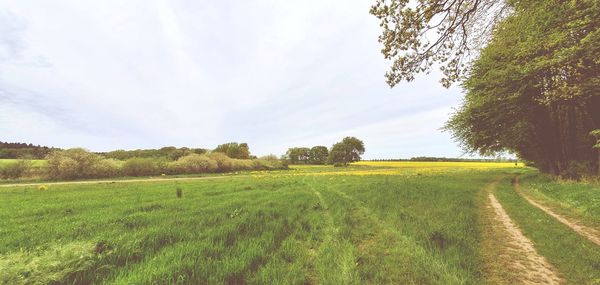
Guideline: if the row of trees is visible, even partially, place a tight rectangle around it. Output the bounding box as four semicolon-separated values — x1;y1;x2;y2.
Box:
285;137;365;166
0;141;56;159
2;141;253;161
0;148;287;180
371;0;600;177
102;147;207;161
285;146;329;164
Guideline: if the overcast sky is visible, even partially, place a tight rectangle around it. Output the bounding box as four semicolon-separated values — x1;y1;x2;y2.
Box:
0;0;471;159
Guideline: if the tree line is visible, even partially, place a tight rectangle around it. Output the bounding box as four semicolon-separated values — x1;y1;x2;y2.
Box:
0;141;56;159
284;137;365;166
371;0;600;177
1;137;366;180
0;142;286;180
1;142;255;161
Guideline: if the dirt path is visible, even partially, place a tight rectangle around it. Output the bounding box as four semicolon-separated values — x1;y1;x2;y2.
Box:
482;180;562;285
0;175;242;188
513;177;600;246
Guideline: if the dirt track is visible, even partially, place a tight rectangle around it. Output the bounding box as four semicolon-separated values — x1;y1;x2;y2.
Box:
514;177;600;246
483;180;562;284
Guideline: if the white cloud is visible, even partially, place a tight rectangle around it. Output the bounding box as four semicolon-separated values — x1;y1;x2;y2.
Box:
0;0;468;158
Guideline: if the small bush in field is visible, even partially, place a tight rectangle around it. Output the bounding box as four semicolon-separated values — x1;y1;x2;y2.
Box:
38;185;48;191
176;187;183;198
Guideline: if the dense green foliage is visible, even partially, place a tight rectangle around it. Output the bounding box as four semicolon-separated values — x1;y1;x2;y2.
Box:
213;143;251;159
445;0;600;177
285;147;311;164
103;147;207;161
328;137;365;166
371;0;600;177
285;146;329;165
309;146;329;164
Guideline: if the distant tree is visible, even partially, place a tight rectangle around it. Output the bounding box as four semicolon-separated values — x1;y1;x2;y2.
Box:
328;137;365;166
213;142;251;159
239;143;250;159
309;146;329;165
285;147;311;164
103;147;206;161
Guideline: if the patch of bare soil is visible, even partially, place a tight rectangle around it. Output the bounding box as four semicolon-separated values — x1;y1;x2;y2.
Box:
513;178;600;247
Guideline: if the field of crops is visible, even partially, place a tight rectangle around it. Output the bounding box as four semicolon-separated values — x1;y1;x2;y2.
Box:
1;162;598;284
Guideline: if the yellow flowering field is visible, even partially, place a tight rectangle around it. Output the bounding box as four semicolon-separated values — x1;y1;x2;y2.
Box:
354;161;524;169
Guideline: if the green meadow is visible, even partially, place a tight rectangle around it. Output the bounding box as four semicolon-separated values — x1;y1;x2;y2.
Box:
1;162;598;284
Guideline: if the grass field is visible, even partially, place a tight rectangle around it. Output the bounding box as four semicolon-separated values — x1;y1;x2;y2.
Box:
0;162;598;284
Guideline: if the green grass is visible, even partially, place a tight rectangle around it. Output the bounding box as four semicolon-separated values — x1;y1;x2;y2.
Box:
518;173;600;227
494;173;600;284
0;163;598;284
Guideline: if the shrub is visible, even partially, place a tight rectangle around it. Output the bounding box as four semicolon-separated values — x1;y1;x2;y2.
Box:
174;154;218;174
45;149;104;180
231;159;255;171
208;152;234;172
253;159;288;170
122;158;165;177
94;159;121;178
176;187;183;198
0;160;32;179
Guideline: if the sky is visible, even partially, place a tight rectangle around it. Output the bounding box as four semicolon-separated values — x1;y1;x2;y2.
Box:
0;0;472;159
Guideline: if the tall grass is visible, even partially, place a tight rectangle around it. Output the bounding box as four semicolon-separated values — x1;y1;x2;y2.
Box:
0;166;499;284
2;164;596;283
